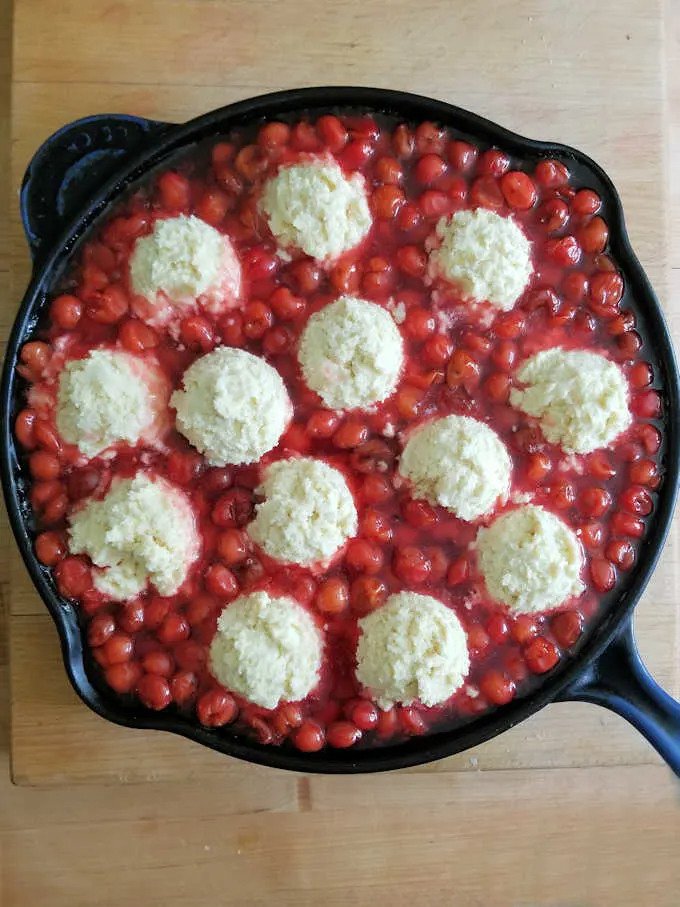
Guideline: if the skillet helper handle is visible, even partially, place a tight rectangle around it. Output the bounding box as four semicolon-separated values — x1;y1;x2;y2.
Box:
559;615;680;776
20;114;171;268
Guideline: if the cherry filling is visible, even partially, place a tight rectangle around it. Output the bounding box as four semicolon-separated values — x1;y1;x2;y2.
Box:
14;113;662;750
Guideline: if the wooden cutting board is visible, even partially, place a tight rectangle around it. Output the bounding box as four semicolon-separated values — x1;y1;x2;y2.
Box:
6;0;678;786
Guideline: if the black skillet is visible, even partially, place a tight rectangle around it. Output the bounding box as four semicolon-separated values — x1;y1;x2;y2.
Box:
2;87;680;774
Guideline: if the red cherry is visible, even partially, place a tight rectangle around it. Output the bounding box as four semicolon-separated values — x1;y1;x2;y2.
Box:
524;637;560;674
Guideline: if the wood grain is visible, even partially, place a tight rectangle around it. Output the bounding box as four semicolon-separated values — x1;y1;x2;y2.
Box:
2;0;680;904
3;759;680;906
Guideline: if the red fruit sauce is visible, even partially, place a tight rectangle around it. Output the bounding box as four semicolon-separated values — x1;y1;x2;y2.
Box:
14;113;663;751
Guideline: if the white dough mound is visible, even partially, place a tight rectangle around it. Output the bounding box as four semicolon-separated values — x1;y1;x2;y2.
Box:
355;592;470;709
476;504;584;615
428;208;532;309
56;349;167;458
130;214;241;321
510;348;631;454
298;296;404;410
398;414;512;521
259;159;372;261
171;347;292;466
247;457;358;567
209;590;323;710
68;473;200;600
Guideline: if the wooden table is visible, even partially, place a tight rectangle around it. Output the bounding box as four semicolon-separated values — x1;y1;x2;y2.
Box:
3;0;680;903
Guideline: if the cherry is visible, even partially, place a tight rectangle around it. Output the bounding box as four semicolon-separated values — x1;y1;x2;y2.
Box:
590;557;616;593
35;531;65;566
403;499;438;529
197;689;238;727
326;721;362;748
157;613;191;644
258;121;291;148
631;390;661;419
415;153;447;184
345;540;384;575
137;674;172;710
51;294;82;329
500;171;536;209
350;576;388;615
87;613;116;647
55;557;91;599
400;707;427;735
350;700;379;731
205;564;239;598
307;410;342;439
572;189;601;216
448;140;477;171
610;511;645;539
333;421;369;449
534;159;569;187
243;302;273;339
293;721;326;752
361;509;393;543
118;602;145;634
87;283;129;324
269;287;305;320
29;450;61;481
524;637;560;674
158;171;191;209
486;614;510;644
620;486;653;516
396;244;427;278
166;450;203;486
212;489;254;527
479;670;516;705
171;670;199;706
105;662;142;695
511;615;538;645
605;539;635;571
103;632;134;665
119;319;158;352
551;610;584;647
629;459;659;488
141;650;175;677
316;115;348;152
446;349;480;387
578;216;609;253
274;704;304;736
372;185;405;219
447;557;469;586
195;188;230;225
362;474;392;504
180;316;214;351
217;529;249;565
15;409;37;449
578;487;612;518
545;236;581;267
537;199;569;232
316;577;350;615
393;546;431;584
467;624;491;657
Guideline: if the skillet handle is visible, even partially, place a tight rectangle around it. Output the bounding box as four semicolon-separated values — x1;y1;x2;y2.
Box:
557;614;680;776
20;114;172;268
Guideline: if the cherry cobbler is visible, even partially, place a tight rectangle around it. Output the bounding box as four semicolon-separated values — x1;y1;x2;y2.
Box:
14;113;662;751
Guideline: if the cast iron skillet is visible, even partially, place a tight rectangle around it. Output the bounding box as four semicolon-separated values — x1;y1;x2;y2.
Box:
3;87;680;775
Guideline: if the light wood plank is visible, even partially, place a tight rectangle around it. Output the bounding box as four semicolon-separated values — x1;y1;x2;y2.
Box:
3;760;680;907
